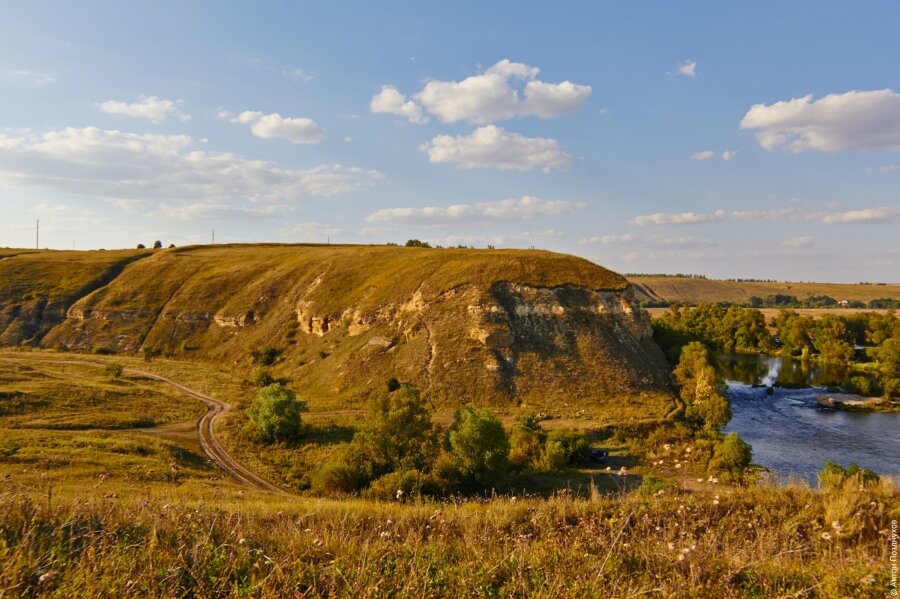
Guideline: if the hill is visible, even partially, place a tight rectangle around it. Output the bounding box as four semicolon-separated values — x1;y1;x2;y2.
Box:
627;276;899;306
0;244;674;419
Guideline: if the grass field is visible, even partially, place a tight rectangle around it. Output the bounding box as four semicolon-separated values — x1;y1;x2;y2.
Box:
629;276;899;306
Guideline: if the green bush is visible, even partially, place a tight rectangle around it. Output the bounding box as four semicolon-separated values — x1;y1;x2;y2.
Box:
311;459;366;496
818;461;879;491
508;412;546;470
542;429;589;470
710;432;752;478
104;362;124;380
249;367;275;387
448;405;510;488
246;384;307;443
637;474;679;495
252;347;282;366
366;469;430;500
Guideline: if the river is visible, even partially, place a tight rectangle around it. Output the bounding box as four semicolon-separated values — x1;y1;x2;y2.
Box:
716;353;899;484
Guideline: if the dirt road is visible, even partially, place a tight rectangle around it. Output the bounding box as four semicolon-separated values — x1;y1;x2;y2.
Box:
127;368;286;494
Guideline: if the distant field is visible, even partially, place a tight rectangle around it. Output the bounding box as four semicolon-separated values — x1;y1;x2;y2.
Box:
646;306;894;321
628;276;898;305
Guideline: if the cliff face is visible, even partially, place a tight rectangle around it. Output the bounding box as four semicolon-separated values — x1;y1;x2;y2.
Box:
1;244;675;421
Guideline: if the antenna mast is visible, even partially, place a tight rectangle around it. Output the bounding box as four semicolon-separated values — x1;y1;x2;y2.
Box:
36;219;39;249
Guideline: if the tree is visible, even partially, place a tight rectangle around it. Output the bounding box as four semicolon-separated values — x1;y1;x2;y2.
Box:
353;384;439;476
675;341;731;432
448;405;510;487
136;243;146;249
246;383;307;442
153;240;163;249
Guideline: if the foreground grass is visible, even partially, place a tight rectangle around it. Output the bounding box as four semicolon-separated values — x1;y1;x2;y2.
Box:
0;479;895;598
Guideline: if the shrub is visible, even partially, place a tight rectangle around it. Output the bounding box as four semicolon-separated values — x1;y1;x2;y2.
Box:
153;240;162;249
311;459;366;496
386;377;401;392
136;243;146;249
818;461;879;491
252;347;282;366
448;405;510;488
637;474;679;495
366;469;429;500
92;346;115;356
104;362;124;379
249;367;275;387
246;384;307;443
710;432;752;478
508;414;545;470
541;429;589;471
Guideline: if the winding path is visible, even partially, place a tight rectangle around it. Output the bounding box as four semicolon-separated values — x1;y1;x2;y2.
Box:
126;367;287;494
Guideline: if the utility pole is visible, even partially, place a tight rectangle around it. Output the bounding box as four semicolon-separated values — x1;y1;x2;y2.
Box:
212;228;215;245
36;219;39;249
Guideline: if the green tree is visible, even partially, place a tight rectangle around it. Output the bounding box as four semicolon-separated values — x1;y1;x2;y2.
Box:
674;342;731;432
448;405;510;487
153;240;163;249
246;383;307;443
353;384;439;476
508;412;546;470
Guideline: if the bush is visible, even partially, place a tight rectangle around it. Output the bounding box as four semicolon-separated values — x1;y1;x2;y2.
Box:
637;474;679;496
448;405;510;488
311;459;366;496
249;367;275;387
541;429;589;471
246;384;307;443
508;414;545;470
104;362;124;379
818;461;879;491
710;432;752;478
252;347;282;366
366;469;429;500
385;377;401;392
153;240;162;249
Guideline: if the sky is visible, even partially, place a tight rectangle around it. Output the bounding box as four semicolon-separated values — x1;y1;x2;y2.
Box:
1;1;898;283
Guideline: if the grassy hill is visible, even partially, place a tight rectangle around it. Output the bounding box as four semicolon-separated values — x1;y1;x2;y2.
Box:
0;244;674;420
628;276;899;305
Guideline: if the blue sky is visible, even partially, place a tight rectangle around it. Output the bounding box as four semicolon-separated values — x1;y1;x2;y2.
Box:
1;1;898;282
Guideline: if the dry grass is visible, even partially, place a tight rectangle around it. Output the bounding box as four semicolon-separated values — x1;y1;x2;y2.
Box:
630;276;899;305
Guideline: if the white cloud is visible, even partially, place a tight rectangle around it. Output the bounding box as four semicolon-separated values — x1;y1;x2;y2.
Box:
227;110;327;144
731;208;800;221
722;150;737;161
285;221;344;237
818;206;900;224
676;61;697;78
691;150;715;161
366;196;585;225
156;202;293;221
580;234;715;248
419;125;573;172
877;165;898;174
5;70;56;85
0;127;381;204
371;59;591;124
630;210;726;226
98;96;191;123
740;89;900;152
783;236;815;248
282;68;314;82
369;86;428;124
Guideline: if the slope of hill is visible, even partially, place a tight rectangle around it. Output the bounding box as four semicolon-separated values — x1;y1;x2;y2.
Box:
628;276;899;306
0;245;674;419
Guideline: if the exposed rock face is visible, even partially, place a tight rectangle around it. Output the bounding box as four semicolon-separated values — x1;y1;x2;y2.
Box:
1;245;675;418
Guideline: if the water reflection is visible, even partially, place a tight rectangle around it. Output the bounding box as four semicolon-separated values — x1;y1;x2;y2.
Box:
715;352;867;388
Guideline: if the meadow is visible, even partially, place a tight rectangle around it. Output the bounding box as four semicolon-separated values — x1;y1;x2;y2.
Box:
0;349;896;597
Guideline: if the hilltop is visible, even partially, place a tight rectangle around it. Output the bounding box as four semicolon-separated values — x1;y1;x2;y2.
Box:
0;244;674;420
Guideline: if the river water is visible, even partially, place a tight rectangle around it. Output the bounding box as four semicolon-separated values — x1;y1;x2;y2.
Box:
716;353;899;484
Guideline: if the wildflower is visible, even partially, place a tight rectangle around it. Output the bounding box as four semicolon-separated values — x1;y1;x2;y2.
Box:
820;532;832;541
663;444;672;451
696;479;704;483
675;463;682;469
831;520;842;533
685;447;692;454
667;542;675;550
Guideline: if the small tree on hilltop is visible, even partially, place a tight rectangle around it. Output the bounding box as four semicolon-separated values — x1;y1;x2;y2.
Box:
153;240;163;249
247;383;307;443
449;405;510;488
105;362;124;379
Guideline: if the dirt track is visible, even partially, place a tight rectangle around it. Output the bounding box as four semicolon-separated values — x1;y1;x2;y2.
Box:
127;368;286;494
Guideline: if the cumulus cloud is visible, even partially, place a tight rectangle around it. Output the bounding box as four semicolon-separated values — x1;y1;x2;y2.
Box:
370;59;591;124
366;196;585;225
630;210;726;226
676;60;697;78
740;89;900;152
282;68;314;82
226;110;327;144
731;208;800;221
0;127;381;204
155;203;293;221
98;96;191;123
369;86;428;124
691;150;715;161
419;125;573;172
721;150;737;161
